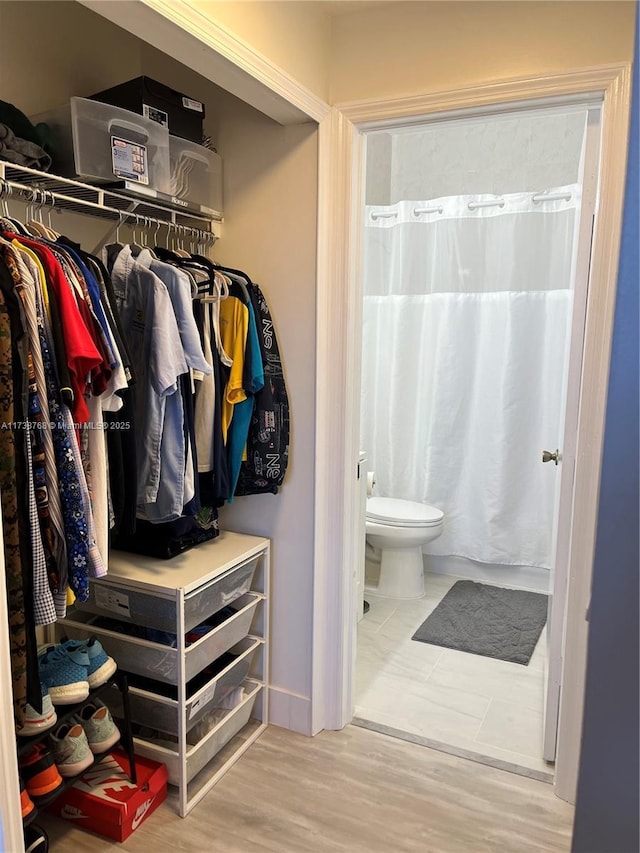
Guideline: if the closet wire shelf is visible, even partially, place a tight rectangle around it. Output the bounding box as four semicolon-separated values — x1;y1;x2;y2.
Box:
0;161;220;243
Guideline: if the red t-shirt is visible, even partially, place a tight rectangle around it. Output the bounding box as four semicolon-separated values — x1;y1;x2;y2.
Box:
14;236;103;425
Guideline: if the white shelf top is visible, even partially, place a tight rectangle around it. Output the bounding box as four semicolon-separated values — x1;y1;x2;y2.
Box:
103;531;269;595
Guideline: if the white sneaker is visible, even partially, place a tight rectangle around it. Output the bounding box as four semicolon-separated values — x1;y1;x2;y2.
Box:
17;684;57;736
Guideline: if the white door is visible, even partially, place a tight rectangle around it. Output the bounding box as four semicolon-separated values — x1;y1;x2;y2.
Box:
543;106;602;761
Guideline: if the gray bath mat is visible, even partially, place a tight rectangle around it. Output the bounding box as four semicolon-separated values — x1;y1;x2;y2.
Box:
411;580;548;665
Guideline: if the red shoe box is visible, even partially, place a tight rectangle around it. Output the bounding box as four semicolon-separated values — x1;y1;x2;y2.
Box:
48;748;168;842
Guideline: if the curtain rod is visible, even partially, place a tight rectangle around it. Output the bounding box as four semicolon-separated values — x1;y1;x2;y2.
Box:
371;190;574;221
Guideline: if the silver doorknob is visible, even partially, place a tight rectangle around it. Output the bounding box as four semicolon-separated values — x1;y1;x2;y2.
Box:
542;449;559;465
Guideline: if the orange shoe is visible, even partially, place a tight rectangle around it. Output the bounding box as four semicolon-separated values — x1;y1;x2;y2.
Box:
20;776;35;820
19;743;63;801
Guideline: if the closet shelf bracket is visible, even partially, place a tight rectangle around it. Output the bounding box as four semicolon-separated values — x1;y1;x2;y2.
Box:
0;161;221;243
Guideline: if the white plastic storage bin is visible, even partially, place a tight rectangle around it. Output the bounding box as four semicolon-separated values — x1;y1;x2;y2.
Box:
81;556;259;634
169;135;222;214
58;592;262;684
32;97;170;192
102;636;262;735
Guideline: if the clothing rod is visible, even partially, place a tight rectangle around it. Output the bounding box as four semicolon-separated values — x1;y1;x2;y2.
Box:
0;178;215;241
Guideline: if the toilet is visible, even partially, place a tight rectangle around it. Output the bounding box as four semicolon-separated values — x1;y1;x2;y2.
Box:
365;497;444;599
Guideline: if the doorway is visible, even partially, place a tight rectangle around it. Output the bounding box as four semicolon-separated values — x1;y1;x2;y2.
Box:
352;100;601;778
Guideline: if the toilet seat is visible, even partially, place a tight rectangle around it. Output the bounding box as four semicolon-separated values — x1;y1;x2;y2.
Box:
366;497;444;528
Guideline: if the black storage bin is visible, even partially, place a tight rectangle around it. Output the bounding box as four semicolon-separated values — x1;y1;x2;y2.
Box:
90;76;205;144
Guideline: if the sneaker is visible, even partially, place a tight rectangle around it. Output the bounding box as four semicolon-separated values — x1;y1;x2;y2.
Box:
38;645;90;705
20;776;35;820
19;744;63;801
24;824;49;853
17;682;57;736
75;699;120;754
60;636;117;688
49;721;94;777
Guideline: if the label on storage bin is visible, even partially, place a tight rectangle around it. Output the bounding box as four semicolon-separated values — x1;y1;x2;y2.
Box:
143;104;169;127
188;683;218;720
111;136;149;185
182;97;204;113
94;586;131;618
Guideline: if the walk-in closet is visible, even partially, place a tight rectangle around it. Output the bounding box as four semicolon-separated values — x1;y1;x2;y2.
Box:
1;1;319;848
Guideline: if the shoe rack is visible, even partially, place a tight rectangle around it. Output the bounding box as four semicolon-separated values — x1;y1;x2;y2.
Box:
18;671;137;831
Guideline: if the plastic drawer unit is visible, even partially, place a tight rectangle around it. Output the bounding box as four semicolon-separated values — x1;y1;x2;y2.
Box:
32;97;171;192
169;135;223;215
57;531;270;817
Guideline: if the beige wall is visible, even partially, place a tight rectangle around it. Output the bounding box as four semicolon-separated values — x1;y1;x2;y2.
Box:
0;1;142;115
141;44;320;718
189;0;332;101
329;1;636;103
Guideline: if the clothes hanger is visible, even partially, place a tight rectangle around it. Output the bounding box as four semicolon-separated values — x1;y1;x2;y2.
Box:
43;191;60;240
173;225;191;259
128;214;146;257
26;189;56;239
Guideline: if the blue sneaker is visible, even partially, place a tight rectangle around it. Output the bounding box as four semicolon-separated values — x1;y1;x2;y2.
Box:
38;645;90;705
60;636;117;688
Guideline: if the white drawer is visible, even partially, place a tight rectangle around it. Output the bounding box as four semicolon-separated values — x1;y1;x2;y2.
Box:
103;637;262;734
133;680;262;785
80;555;259;633
59;593;262;684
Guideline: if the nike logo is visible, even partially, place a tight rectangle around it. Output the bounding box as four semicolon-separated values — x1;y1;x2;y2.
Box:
61;804;87;820
131;797;154;830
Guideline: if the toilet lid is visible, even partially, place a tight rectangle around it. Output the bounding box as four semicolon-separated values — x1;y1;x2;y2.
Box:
366;497;444;527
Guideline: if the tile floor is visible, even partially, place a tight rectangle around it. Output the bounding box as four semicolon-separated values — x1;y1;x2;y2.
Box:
355;571;553;779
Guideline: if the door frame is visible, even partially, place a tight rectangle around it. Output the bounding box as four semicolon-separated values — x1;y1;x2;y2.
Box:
312;63;632;804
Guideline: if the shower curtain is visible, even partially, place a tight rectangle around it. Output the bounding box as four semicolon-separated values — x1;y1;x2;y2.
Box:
361;185;582;568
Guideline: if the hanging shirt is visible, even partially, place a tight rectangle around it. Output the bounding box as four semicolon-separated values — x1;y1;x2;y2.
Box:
226;287;264;501
109;246;188;512
235;282;290;495
219;288;248;441
195;272;232;474
10;243;68;584
10;235;102;425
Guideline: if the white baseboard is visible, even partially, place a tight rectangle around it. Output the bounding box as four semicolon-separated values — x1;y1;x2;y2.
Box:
268;686;313;735
425;554;551;593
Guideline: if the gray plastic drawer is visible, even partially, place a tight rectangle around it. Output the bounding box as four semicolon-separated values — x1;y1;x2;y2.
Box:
132;680;262;785
80;556;259;633
103;637;261;734
59;593;262;684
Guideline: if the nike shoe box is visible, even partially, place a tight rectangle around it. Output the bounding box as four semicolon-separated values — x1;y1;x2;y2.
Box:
91;76;205;144
48;748;167;842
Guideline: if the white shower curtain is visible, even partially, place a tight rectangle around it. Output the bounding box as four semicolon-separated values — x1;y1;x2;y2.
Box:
361;185;581;568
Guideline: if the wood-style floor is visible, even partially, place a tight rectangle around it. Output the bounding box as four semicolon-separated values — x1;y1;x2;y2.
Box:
37;724;574;853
